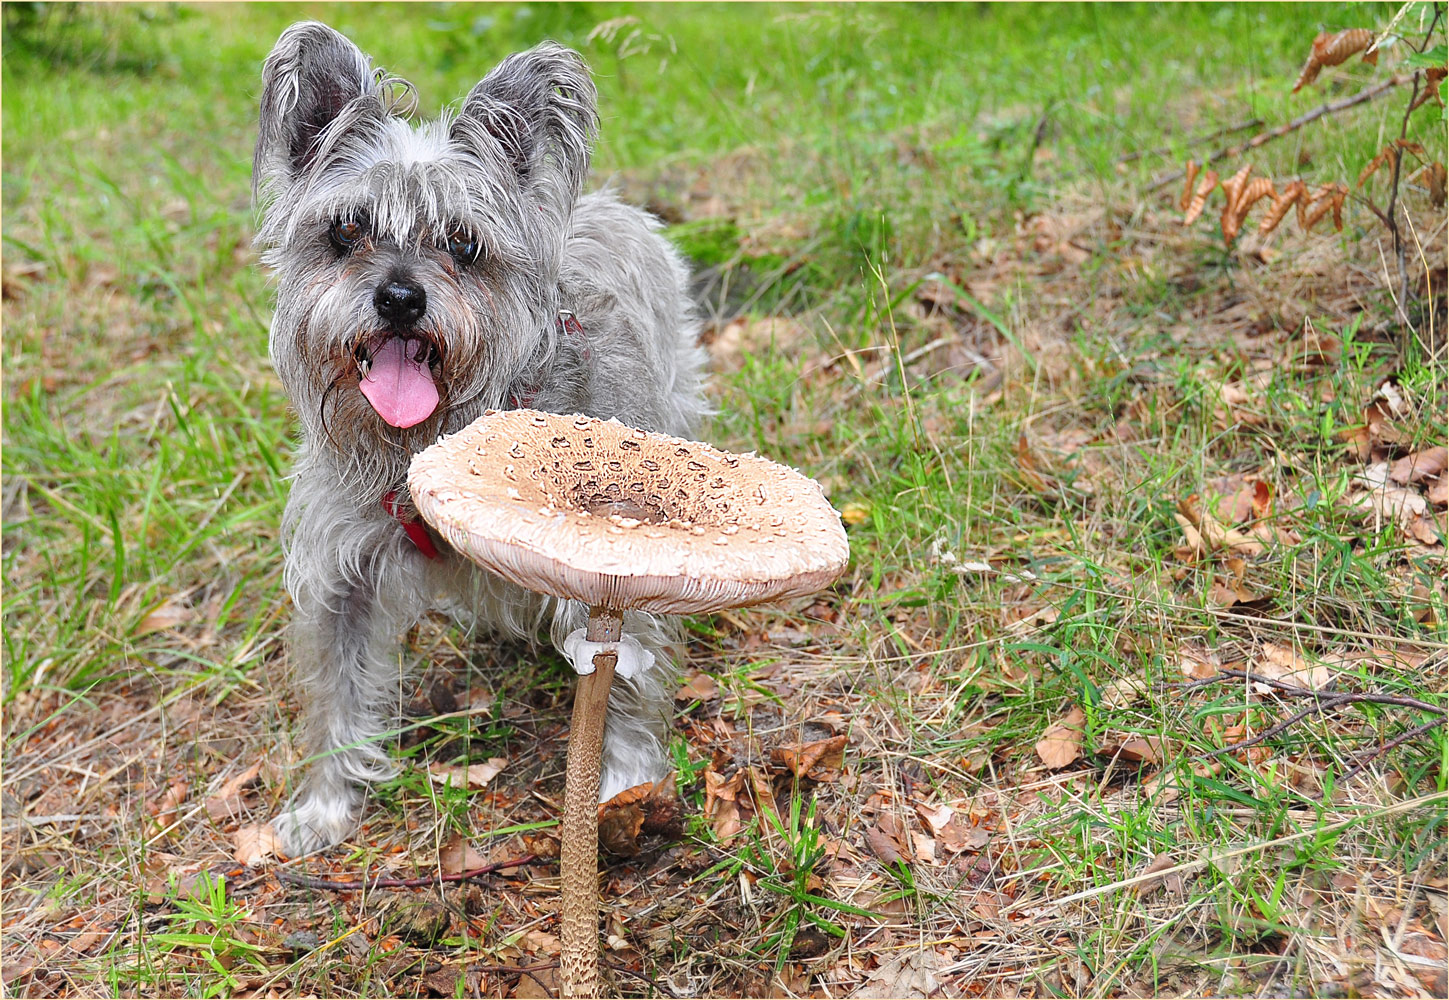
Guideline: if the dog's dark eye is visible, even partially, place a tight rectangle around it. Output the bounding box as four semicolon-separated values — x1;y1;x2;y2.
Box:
330;219;364;253
444;228;480;264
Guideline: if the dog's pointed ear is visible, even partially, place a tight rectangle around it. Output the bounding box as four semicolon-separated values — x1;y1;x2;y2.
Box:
254;22;394;197
450;42;598;209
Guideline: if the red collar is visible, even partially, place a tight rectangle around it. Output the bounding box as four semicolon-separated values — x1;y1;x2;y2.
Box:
381;490;441;560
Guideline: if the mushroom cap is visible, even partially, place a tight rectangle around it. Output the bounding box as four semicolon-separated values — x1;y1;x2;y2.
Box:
408;410;849;614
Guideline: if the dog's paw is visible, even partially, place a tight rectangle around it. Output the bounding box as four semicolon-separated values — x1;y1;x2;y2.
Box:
271;791;359;857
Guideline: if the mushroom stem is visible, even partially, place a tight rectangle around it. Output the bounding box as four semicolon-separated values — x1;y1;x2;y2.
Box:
559;606;623;999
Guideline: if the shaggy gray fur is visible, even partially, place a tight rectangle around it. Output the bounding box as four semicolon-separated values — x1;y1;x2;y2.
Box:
254;22;708;856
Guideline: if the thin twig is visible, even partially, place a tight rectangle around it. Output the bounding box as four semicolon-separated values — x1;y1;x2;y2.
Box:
275;854;547;891
1148;75;1413;192
1217;669;1445;714
1115;116;1264;165
1342;717;1449;781
1201;696;1353;759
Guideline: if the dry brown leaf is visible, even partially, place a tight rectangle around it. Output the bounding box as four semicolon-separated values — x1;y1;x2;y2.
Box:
674;672;718;701
1099;676;1148;708
1035;705;1086;769
703;769;746;843
1182;169;1219;225
1409;67;1448;114
518;928;561;956
204;760;263;823
151;778;188;830
1178;644;1222;680
864;824;906;866
1252;643;1333;692
427;757;506;789
852;948;943;999
1117;737;1163;764
1419;161;1448;207
708;315;813;367
1179;160;1201;212
1353;466;1444;546
1177;495;1265;557
134;594;195;637
1259;179;1307;235
1134;852;1185;898
1293;28;1376;93
438;834;488;875
233;822;279;866
1388;446;1448;486
770;734;847;782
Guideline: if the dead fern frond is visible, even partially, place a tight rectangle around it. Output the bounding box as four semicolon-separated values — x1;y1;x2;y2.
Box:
1259;180;1307;235
1358;146;1397;188
1358;140;1431;187
1182;169;1219;226
1417;162;1447;207
1218;166;1259;246
1179;160;1201;212
1293;28;1379;93
1300;183;1347;233
1408;67;1447;113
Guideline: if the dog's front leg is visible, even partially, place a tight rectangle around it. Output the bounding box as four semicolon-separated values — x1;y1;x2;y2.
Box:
273;558;406;857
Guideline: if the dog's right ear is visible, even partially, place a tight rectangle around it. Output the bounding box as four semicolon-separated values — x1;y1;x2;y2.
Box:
254;22;393;197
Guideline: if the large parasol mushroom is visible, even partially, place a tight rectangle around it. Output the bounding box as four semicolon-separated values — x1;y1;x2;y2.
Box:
409;409;849;998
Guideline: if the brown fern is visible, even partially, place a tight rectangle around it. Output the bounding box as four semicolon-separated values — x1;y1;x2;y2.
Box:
1179;160;1201;212
1259;180;1307;235
1182;169;1219;226
1292;28;1379;93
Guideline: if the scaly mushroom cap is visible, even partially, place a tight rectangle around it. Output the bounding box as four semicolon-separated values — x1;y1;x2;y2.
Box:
408;410;849;614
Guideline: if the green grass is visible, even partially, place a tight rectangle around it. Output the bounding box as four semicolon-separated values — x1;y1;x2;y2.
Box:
4;2;1447;997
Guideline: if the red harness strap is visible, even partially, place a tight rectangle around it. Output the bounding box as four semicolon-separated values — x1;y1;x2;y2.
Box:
381;490;441;560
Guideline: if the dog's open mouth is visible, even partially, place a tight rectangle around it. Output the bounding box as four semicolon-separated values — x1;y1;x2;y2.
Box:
354;335;442;429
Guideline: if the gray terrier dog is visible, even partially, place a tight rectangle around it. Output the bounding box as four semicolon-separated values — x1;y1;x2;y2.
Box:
253;22;708;856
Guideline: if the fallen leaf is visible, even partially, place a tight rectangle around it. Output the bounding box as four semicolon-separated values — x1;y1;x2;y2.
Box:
770;734;847;782
134;594;195;637
1252;643;1332;691
1134;852;1184;898
708;315;813;367
1035;706;1086;768
840;501;870;526
1099;675;1148;708
428;758;506;789
1177;495;1265;557
205;761;264;823
598;777;683;856
151;779;189;830
851;948;943;998
513;965;558;998
674;672;718;701
703;769;746;843
233;823;279;866
1389;446;1448;486
863;825;905;866
518;928;561;956
1117;737;1162;764
438;834;488;875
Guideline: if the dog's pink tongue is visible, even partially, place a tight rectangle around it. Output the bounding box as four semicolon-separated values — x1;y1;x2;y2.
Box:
359;337;439;429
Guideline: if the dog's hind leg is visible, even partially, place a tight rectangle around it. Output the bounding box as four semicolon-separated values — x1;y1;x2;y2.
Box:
272;552;410;857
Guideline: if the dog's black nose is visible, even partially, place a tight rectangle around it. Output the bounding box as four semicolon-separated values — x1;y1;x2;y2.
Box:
374;279;427;327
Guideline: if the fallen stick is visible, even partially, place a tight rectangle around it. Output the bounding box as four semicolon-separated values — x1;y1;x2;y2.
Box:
1149;75;1412;192
276;854;546;891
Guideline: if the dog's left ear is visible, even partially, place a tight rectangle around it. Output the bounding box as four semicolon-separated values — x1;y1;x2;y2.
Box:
450;42;599;211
